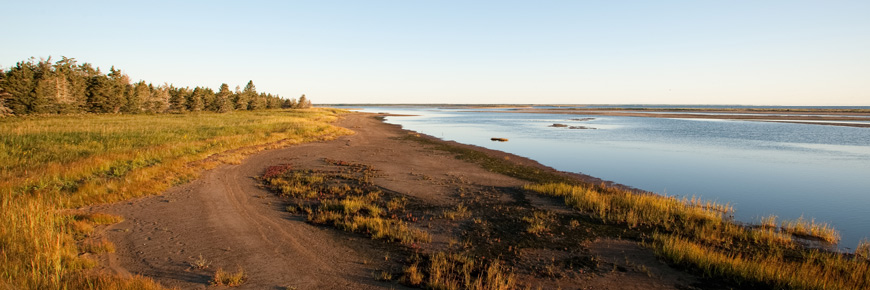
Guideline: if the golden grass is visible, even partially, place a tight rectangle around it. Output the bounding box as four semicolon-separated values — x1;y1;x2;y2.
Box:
80;238;116;254
0;109;351;289
442;204;471;221
211;268;247;287
780;216;840;243
856;239;870;260
521;211;555;235
419;252;515;290
524;182;867;289
308;200;430;245
653;233;869;290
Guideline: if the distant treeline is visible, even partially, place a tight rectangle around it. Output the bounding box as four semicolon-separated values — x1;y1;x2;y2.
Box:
0;56;310;116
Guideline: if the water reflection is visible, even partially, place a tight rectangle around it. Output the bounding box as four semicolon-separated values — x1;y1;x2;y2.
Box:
355;107;870;249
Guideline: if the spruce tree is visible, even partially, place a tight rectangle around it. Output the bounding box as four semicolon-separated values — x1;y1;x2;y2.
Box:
168;86;190;113
1;59;38;114
232;85;246;110
214;83;234;113
296;94;311;109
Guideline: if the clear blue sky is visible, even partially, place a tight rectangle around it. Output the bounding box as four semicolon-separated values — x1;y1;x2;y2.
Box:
3;1;868;105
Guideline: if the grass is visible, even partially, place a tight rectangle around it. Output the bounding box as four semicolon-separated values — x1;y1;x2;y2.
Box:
80;238;116;254
0;108;351;289
262;159;430;246
442;204;471;221
524;182;868;290
653;233;869;290
780;216;840;243
402;252;515;290
857;239;870;260
522;211;555;235
211;268;247;287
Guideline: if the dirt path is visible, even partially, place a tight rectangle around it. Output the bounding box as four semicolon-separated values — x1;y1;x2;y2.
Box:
93;113;700;289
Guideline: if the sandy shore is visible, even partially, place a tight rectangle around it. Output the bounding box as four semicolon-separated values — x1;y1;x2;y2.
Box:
89;113;706;289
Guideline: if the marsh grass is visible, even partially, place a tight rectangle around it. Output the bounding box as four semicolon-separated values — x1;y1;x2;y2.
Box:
402;252;515;290
856;239;870;260
525;182;868;290
653;233;869;290
0;109;351;289
780;216;840;243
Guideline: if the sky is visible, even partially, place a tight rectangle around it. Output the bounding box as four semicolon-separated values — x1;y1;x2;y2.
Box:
2;1;869;105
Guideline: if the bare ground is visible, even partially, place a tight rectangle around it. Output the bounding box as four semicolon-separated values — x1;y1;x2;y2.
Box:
89;113;707;289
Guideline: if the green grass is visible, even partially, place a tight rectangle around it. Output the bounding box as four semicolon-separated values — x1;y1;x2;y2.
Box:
0;108;351;289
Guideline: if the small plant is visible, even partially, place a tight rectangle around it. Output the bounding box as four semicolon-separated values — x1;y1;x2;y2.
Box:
403;263;424;286
212;267;247;287
442;204;471;220
568;219;581;229
386;197;407;212
190;254;210;269
760;214;777;229
522;211;555;235
374;270;393;281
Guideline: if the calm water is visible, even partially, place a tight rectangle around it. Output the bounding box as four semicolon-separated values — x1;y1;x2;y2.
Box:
354;107;870;249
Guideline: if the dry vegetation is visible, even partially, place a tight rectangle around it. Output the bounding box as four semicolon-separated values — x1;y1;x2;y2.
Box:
0;108;351;289
211;268;248;287
524;183;869;290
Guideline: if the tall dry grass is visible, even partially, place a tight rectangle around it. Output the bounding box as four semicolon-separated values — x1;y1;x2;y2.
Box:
524;182;868;289
0;109;351;289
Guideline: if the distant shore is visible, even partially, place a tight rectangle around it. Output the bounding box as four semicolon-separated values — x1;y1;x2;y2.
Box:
485;108;870;128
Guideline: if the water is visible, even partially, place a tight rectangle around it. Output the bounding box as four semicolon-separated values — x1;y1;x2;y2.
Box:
351;107;870;249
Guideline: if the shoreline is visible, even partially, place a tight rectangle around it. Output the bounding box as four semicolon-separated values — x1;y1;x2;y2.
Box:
488;108;870;128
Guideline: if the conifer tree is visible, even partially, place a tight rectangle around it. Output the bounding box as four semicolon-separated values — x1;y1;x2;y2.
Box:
168;86;190;113
242;80;263;110
1;59;38;114
296;94;311;108
54;57;88;112
214;83;234;113
186;87;205;112
0;85;12;117
124;81;149;113
145;84;170;114
232;85;246;110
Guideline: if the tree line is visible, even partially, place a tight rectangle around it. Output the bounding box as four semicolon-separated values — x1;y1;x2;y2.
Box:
0;56;311;116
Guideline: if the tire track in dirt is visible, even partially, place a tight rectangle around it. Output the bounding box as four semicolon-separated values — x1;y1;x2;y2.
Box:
96;114;420;289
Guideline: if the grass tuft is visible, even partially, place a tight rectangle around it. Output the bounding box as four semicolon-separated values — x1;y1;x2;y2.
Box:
212;268;247;287
780;216;840;243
